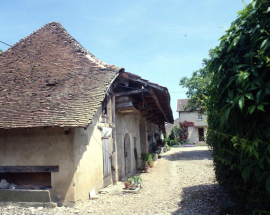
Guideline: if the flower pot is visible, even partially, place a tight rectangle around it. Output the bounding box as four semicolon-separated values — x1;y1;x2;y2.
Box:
136;182;141;188
130;184;136;190
124;182;130;189
144;166;150;173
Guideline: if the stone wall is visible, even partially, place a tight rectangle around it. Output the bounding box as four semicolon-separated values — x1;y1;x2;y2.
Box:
115;112;140;180
0;127;75;205
73;106;104;203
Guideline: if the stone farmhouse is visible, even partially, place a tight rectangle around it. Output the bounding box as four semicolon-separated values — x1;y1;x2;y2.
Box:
0;22;173;206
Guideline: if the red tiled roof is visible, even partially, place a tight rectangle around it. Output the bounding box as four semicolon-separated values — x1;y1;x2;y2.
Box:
176;99;201;112
176;99;189;112
0;22;122;129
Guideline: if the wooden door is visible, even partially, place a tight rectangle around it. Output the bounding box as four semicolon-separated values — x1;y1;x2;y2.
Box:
198;128;204;141
103;138;111;187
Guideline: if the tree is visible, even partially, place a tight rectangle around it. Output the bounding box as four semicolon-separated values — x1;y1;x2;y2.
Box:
206;0;270;213
179;53;213;113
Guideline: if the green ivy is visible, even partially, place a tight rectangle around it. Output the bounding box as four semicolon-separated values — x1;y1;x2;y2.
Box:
207;0;270;213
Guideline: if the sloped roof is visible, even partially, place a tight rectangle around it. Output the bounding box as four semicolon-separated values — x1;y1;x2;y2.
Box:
118;72;174;124
0;22;122;129
177;98;201;112
176;99;189;112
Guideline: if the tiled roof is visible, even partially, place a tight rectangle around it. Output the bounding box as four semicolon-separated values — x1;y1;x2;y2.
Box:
0;22;122;129
176;99;201;112
176;99;189;112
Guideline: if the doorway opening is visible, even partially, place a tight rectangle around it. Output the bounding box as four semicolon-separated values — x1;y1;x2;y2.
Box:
198;128;204;141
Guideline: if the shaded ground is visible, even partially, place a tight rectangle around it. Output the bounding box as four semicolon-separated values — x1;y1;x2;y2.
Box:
0;146;232;214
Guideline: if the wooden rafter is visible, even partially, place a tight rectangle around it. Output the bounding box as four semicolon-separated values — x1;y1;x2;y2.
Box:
142;110;160;117
147;113;163;121
149;88;170;122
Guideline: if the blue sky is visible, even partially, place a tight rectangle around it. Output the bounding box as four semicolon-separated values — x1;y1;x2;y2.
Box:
0;0;246;119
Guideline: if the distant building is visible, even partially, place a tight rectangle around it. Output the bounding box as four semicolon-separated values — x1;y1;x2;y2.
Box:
166;99;207;143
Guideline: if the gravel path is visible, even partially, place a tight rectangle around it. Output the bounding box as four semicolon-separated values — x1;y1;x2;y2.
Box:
0;146;232;215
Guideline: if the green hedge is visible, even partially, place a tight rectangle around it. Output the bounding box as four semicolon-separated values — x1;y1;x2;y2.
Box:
207;0;270;213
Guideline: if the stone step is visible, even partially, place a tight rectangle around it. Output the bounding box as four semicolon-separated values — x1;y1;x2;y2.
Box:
0;189;52;203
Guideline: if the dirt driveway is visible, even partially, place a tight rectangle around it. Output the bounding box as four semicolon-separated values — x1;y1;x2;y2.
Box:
0;146;231;215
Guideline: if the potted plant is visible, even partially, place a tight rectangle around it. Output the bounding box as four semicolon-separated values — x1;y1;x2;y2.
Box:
151;153;158;161
129;180;136;190
124;179;131;189
149;160;154;168
141;153;152;173
144;164;150;173
124;177;134;189
132;175;142;188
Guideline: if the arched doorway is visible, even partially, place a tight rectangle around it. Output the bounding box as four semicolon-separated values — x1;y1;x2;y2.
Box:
124;133;131;174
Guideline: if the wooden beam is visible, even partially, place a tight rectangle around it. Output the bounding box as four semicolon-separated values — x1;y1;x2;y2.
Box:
111;95;117;185
0;166;59;173
140;105;158;111
133;101;156;106
147;113;163;121
149;88;170;122
115;89;149;97
150;119;164;124
143;110;161;117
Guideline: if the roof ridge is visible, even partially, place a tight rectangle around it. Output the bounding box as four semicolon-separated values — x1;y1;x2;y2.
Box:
1;22;108;68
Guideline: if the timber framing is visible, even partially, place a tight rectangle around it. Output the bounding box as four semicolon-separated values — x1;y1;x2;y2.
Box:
146;113;164;121
115;89;149;97
0;166;59;173
116;71;174;125
142;110;161;117
149;88;170;122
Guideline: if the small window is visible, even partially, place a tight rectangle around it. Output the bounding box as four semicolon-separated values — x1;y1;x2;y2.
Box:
198;114;203;120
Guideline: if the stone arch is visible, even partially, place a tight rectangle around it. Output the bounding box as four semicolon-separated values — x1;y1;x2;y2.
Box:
124;133;131;174
139;117;147;153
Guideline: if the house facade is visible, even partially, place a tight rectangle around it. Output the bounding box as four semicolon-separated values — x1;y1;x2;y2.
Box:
0;22;173;206
166;99;207;143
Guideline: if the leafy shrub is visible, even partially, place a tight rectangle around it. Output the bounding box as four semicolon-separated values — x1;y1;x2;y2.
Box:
140;153;152;165
167;139;176;146
164;143;171;152
151;153;158;160
207;0;270;213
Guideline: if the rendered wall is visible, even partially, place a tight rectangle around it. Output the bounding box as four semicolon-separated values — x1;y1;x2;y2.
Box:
115;112;140;180
178;111;207;127
73;106;104;203
188;127;198;143
180;111;207;143
139;116;147;153
0;127;75;206
166;111;207;136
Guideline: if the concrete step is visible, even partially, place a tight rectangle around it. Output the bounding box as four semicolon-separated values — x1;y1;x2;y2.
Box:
195;141;208;146
0;189;52;203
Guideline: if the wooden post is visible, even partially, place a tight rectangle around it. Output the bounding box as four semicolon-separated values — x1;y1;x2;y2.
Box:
111;94;117;185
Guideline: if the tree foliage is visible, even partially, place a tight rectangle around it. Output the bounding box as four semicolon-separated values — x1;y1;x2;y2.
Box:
179;56;212;113
206;0;270;213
